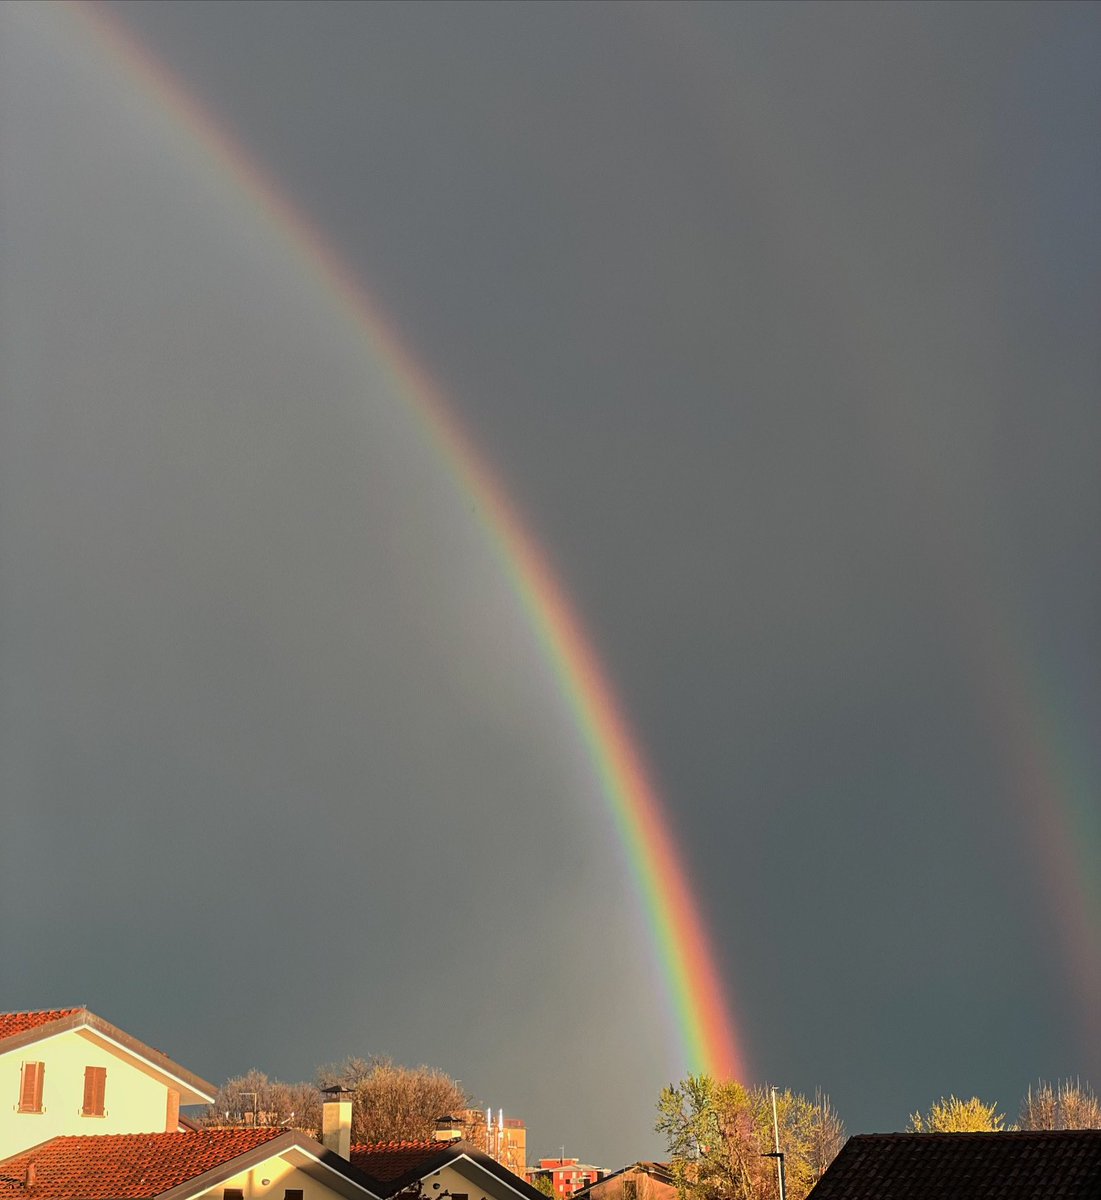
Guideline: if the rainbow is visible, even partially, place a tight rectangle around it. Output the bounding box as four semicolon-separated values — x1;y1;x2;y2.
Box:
60;1;747;1081
658;1;1101;1058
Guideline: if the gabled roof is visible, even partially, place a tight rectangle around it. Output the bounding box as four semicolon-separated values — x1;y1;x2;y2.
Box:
0;1009;215;1105
0;1128;386;1200
570;1161;673;1200
807;1131;1101;1200
349;1140;547;1200
349;1143;457;1184
0;1129;285;1199
0;1011;84;1041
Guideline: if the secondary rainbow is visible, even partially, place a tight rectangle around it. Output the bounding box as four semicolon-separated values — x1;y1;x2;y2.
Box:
66;1;747;1081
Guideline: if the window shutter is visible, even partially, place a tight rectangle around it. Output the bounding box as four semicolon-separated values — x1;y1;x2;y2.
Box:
82;1066;107;1116
19;1062;44;1112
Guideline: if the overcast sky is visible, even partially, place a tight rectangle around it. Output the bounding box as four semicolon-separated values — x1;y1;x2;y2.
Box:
2;0;1099;1167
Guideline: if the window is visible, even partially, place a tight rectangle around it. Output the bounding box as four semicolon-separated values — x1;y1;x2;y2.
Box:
224;1190;244;1200
284;1191;304;1200
18;1062;44;1113
82;1066;107;1116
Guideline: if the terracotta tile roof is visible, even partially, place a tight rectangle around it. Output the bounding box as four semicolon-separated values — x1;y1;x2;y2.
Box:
0;1010;84;1041
0;1128;285;1200
0;1009;214;1105
349;1142;457;1183
808;1131;1101;1200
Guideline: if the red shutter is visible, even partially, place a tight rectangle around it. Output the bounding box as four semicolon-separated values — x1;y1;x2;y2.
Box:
19;1062;44;1112
82;1066;107;1116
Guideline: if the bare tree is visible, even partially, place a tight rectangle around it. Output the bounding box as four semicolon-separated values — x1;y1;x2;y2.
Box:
318;1056;472;1146
202;1070;320;1133
1019;1081;1101;1130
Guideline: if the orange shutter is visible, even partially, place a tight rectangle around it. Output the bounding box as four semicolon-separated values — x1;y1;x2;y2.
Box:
82;1066;106;1116
19;1062;44;1112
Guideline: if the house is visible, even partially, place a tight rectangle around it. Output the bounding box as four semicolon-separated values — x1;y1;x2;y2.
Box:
0;1008;215;1159
0;1009;546;1200
350;1139;547;1200
528;1160;607;1199
0;1127;381;1200
805;1131;1101;1200
569;1163;674;1200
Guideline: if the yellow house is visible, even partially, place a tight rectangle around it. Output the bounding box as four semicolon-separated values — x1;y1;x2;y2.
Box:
0;1008;214;1159
0;1010;547;1200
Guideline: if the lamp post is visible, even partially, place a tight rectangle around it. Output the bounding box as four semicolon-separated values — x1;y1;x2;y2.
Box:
761;1152;785;1200
763;1087;786;1200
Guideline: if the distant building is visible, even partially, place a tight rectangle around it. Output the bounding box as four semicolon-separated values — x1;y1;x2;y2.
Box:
571;1162;675;1200
458;1110;527;1179
529;1158;607;1198
0;1008;546;1200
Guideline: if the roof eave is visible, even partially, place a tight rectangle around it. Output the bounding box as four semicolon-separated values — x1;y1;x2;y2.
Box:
0;1011;216;1105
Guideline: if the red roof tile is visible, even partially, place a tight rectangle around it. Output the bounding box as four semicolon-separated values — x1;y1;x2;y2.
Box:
0;1010;84;1041
349;1142;457;1183
0;1129;285;1200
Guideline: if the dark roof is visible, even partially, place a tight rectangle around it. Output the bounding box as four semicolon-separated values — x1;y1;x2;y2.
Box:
808;1132;1101;1200
349;1140;547;1200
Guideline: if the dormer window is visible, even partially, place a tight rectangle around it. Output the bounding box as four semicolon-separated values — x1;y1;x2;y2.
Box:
18;1061;44;1113
82;1065;107;1116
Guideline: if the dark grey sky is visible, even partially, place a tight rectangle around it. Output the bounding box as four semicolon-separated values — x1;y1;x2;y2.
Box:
2;0;1100;1166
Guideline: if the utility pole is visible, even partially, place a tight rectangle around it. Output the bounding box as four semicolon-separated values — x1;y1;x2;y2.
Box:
764;1087;786;1200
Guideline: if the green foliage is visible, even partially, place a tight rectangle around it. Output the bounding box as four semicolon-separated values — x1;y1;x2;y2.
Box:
656;1075;845;1200
533;1176;557;1199
907;1096;1007;1133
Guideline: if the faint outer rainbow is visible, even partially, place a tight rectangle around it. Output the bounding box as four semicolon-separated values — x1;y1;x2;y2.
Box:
67;1;747;1080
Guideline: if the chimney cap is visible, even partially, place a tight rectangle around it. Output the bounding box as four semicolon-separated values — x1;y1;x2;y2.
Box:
320;1084;355;1097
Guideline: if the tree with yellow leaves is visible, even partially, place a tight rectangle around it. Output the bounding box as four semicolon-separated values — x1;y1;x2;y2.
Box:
907;1096;1007;1132
656;1076;845;1200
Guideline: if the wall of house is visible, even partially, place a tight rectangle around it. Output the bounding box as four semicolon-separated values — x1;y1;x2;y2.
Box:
200;1159;334;1200
584;1171;676;1200
0;1027;178;1158
421;1160;524;1200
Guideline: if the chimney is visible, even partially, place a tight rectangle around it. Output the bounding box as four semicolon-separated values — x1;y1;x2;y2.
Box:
434;1116;463;1143
165;1089;181;1133
25;1163;36;1189
320;1086;353;1160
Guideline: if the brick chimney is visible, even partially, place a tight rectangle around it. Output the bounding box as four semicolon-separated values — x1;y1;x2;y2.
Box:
166;1089;180;1132
320;1086;353;1159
